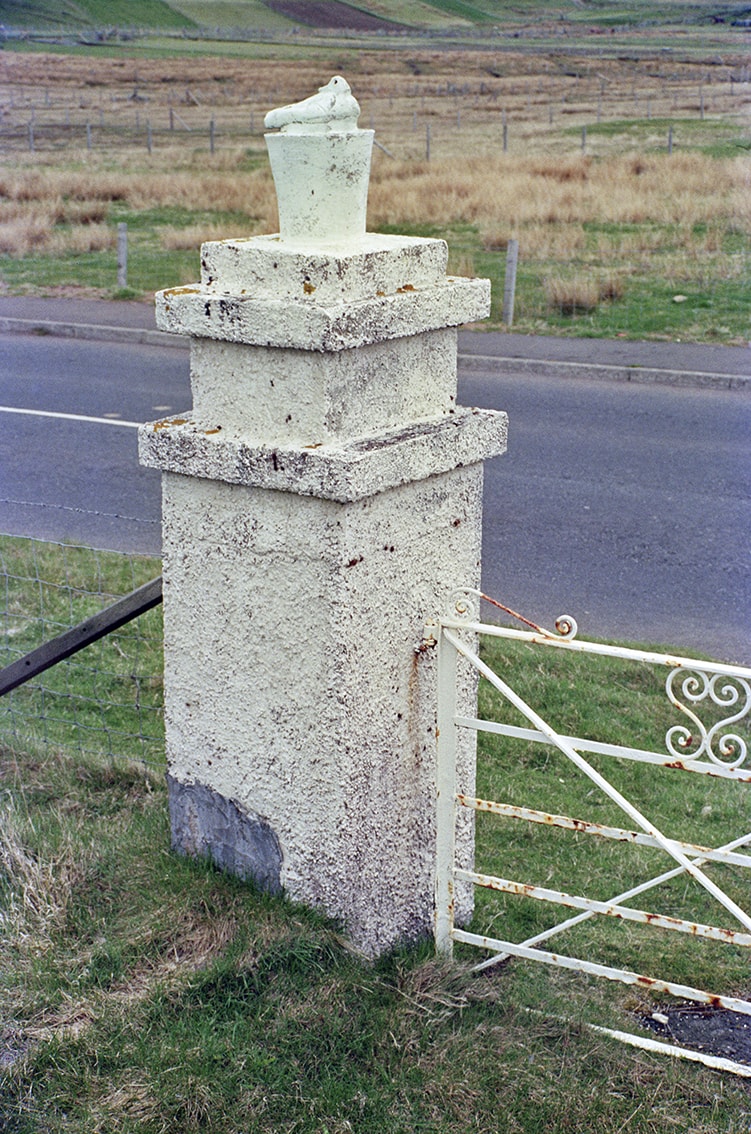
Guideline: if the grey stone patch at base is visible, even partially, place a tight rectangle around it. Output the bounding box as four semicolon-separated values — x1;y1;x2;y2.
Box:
167;775;283;894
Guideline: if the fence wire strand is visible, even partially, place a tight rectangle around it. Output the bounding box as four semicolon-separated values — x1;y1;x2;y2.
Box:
0;534;164;768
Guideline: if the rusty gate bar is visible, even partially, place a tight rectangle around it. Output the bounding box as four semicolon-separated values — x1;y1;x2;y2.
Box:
432;590;751;1075
451;926;751;1015
454;867;751;947
458;797;751;867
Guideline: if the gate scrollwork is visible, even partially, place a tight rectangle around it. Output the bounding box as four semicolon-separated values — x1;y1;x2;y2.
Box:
665;669;751;769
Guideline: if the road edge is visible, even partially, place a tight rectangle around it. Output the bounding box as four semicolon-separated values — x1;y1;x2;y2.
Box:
1;316;748;392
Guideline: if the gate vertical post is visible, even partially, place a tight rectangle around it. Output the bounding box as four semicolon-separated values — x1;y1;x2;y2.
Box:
435;624;458;959
139;78;507;958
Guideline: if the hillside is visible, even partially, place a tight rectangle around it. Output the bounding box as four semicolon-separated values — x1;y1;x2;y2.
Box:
2;0;749;32
0;0;195;29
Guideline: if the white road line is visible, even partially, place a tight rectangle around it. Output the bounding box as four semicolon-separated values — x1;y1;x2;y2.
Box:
0;406;141;428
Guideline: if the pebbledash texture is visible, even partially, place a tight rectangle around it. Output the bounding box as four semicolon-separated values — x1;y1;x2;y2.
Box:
138;78;507;957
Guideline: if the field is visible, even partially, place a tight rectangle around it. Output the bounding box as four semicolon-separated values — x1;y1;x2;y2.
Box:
2;532;751;1131
0;18;749;340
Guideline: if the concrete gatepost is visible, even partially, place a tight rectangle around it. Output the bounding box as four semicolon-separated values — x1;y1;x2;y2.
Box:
139;77;507;958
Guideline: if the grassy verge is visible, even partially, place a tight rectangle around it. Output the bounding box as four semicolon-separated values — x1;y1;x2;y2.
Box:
2;559;751;1130
0;535;163;766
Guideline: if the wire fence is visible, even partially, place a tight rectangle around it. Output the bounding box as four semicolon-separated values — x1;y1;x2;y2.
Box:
0;533;164;769
1;67;750;159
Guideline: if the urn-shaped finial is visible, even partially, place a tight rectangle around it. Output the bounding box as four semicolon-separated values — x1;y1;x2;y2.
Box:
264;76;374;246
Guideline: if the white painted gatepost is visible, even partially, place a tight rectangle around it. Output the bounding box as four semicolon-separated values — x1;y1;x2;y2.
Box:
139;78;507;957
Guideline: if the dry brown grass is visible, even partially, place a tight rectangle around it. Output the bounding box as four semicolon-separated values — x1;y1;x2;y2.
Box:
0;799;83;947
0;144;744;271
0;46;747;334
369;151;750;235
544;271;625;315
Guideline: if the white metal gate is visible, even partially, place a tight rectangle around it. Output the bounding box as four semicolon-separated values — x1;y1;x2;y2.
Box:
430;590;751;1076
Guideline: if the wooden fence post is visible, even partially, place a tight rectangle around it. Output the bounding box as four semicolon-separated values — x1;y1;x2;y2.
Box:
502;238;519;326
117;222;128;289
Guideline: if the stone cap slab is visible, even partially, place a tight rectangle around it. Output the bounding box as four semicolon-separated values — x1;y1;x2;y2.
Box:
139;407;507;503
156;276;490;352
199;233;448;304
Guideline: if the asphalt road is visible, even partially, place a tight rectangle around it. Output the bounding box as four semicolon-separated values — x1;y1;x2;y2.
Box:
0;330;748;662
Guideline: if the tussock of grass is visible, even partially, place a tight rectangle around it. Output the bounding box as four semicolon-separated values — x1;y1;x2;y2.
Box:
543;271;624;314
0;798;82;945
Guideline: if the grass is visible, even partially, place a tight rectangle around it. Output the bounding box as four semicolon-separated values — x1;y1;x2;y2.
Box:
1;0;746;33
2;534;751;1130
0;0;195;29
0;535;164;766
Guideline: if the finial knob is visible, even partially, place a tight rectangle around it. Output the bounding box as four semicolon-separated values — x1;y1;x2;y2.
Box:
264;76;374;246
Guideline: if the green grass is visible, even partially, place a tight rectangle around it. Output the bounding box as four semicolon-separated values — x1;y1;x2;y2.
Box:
0;246;199;295
167;0;296;30
2;536;751;1131
0;0;195;29
0;535;164;765
374;220;751;343
579;116;750;158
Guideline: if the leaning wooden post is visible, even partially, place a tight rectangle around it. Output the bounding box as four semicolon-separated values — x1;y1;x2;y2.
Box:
139;75;507;959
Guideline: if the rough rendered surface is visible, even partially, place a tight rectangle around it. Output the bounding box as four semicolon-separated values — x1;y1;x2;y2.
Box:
139;408;507;503
157;275;490;352
184;328;459;443
199;234;448;303
160;468;484;954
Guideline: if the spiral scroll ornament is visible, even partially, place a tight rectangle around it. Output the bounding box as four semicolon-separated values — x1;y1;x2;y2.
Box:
447;588;481;622
665;669;751;768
